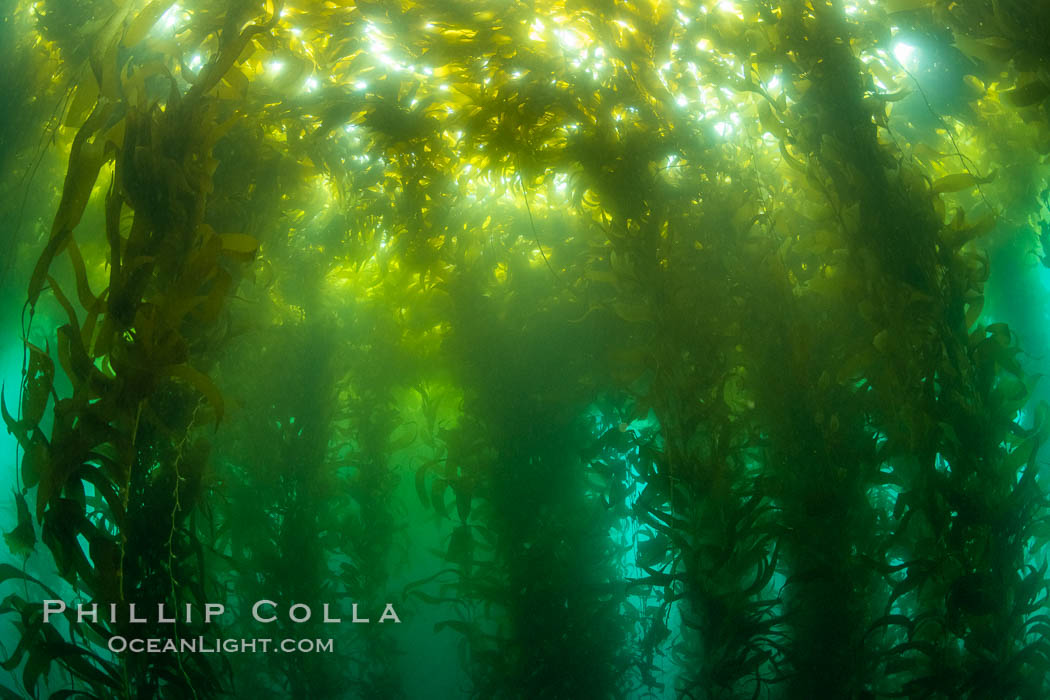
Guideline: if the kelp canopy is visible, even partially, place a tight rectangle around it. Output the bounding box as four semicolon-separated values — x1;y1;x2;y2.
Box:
1;0;1050;697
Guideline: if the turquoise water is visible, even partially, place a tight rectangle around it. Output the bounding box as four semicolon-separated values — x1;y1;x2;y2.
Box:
3;0;1050;698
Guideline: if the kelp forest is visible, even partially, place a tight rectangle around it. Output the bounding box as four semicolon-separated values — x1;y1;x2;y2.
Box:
1;0;1050;697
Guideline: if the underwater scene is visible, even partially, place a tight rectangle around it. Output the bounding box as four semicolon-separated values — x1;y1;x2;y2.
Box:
2;0;1050;697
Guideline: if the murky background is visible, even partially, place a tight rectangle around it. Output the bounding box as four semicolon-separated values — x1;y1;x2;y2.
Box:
2;0;1050;697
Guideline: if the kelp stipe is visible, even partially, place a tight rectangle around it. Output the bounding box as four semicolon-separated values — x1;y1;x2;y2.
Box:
1;0;1049;698
0;2;279;696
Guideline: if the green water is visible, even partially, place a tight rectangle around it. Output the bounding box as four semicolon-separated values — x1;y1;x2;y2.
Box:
1;0;1050;698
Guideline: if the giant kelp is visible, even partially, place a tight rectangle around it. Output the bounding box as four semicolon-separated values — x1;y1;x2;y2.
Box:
2;0;1050;698
1;2;277;695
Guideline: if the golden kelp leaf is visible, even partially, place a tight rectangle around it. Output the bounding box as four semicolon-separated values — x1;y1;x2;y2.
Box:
123;61;169;109
65;74;100;128
123;0;177;47
29;104;112;308
3;492;35;556
161;293;208;330
189;9;279;99
953;34;1015;64
876;88;911;103
219;233;261;259
222;66;251;98
779;140;807;172
962;75;986;99
584;269;618;285
1004;81;1050;108
910;142;946;163
49;278;81;338
884;0;932;12
66;239;99;313
758;101;786;140
92;4;133;101
206;113;241;150
867;60;900;91
196;269;232;324
944;213;996;249
167;364;224;427
931;170;995;195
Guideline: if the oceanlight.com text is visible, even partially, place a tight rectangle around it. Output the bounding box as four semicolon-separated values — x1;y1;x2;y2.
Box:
108;636;335;654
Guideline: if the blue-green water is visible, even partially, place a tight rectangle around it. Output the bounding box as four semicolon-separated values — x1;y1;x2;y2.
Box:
3;0;1050;698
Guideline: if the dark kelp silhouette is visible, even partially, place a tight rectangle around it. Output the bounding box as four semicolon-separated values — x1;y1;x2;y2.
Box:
2;0;1050;698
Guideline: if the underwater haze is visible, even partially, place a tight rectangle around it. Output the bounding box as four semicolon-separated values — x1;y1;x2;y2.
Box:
1;0;1050;698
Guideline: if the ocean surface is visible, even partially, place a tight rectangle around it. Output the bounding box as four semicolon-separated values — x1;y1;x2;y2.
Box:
1;0;1050;697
